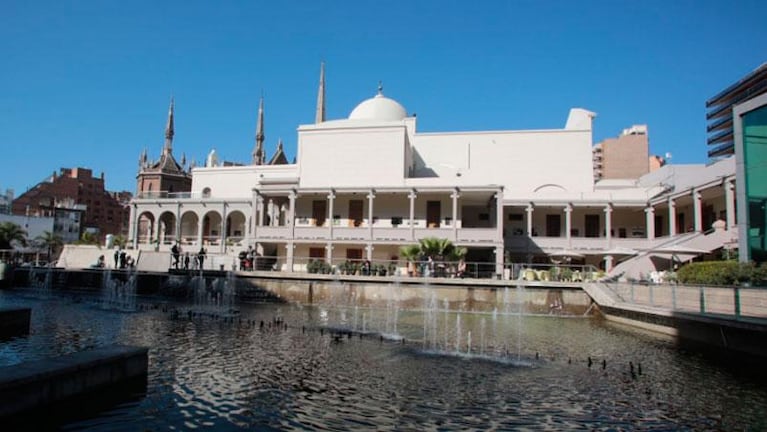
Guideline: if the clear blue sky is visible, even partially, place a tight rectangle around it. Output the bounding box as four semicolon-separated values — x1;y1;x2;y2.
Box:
2;0;766;195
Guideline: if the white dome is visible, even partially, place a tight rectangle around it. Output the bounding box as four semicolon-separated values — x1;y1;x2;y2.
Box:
349;91;407;121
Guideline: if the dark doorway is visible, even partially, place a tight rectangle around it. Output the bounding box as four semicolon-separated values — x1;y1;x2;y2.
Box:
349;200;363;227
427;201;441;228
584;214;600;237
312;200;326;227
655;215;664;237
546;214;561;237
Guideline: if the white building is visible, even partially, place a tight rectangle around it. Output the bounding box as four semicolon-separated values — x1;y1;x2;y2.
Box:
129;65;738;278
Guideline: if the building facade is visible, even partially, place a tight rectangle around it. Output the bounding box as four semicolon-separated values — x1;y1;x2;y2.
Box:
129;66;738;275
592;125;650;181
12;168;129;241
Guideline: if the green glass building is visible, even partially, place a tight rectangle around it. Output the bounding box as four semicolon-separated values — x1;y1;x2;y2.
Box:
708;63;767;263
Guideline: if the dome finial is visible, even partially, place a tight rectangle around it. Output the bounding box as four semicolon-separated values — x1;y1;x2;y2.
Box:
377;81;383;95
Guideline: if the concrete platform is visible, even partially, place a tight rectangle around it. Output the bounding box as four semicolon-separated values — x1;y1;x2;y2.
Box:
0;345;148;417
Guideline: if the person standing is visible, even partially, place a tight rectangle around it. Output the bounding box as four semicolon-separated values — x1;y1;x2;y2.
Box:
113;249;119;269
197;247;206;270
171;243;180;269
184;252;190;270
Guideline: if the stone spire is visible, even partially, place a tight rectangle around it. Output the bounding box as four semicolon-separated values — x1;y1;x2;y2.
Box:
252;95;265;165
163;96;175;156
139;147;148;170
315;61;326;124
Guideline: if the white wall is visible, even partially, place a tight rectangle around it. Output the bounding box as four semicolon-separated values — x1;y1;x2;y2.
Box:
411;129;594;196
298;126;407;188
192;165;299;199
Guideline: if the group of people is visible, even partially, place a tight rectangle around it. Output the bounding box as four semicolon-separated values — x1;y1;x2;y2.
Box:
171;243;207;270
93;249;135;269
415;256;466;278
237;246;259;271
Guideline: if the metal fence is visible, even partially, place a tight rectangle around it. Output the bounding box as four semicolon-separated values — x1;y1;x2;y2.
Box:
233;255;597;281
604;282;767;319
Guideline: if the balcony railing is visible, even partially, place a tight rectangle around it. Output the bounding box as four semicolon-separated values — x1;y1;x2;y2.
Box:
257;226;292;240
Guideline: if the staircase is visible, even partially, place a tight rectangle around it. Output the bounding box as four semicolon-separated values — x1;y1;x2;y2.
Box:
607;227;738;281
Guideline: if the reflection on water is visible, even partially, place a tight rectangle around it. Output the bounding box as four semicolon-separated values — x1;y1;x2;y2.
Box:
0;289;765;431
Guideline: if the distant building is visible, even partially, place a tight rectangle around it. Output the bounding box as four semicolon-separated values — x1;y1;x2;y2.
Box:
648;155;666;173
12;168;128;241
0;213;54;247
592;125;649;181
0;188;13;214
707;62;767;159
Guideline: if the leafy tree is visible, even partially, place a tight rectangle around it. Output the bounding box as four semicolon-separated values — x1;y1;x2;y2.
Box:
35;231;64;260
76;231;101;246
113;234;127;248
0;222;27;250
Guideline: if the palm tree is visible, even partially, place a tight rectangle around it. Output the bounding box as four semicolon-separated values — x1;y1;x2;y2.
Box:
418;237;455;260
35;231;64;262
399;244;421;277
0;222;27;250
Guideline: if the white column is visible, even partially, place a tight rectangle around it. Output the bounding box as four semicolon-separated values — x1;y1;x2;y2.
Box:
366;243;373;262
495;188;504;241
175;203;182;242
495;246;504;278
286;242;294;272
409;189;416;241
367;189;375;241
128;204;137;248
645;206;655;240
250;189;258;243
604;205;613;247
220;203;227;253
604;255;614;273
196;211;204;247
564;204;573;242
288;191;296;239
495;188;504;277
451;188;460;241
526;204;534;236
327;190;335;239
693;189;703;232
326;243;333;265
152;212;161;246
725;180;736;230
668;198;677;236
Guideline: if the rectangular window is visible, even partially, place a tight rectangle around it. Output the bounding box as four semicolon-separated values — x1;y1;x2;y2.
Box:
391;217;403;226
508;213;523;221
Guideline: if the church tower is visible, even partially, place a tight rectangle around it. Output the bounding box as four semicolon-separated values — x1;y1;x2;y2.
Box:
136;97;192;196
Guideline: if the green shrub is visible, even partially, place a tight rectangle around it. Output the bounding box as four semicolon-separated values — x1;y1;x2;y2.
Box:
676;261;767;286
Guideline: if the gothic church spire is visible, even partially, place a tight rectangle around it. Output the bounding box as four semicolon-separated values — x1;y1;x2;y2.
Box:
164;96;175;155
315;61;326;124
252;95;265;164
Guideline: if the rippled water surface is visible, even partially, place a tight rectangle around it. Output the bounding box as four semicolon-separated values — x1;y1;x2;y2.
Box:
1;288;765;431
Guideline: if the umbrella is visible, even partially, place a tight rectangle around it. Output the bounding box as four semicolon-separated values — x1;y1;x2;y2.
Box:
599;247;637;257
549;249;584;265
650;244;708;271
650;244;708;255
550;249;585;258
